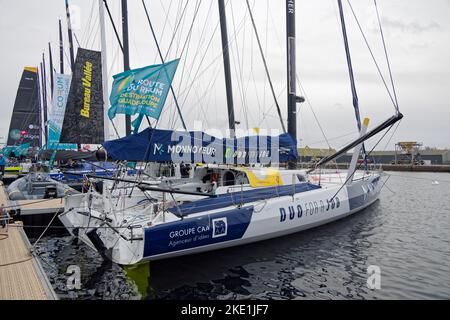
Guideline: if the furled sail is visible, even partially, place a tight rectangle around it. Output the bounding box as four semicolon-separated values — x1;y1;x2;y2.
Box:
60;48;104;144
7;67;41;147
102;127;298;164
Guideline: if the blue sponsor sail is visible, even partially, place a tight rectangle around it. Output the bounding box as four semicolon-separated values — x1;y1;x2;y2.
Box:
102;127;298;164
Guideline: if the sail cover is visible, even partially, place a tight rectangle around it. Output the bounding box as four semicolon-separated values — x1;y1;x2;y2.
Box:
60;48;104;144
102;128;298;164
7;67;41;147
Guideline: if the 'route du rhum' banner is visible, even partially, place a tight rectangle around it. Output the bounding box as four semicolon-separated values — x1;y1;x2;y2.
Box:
60;48;104;144
107;59;180;132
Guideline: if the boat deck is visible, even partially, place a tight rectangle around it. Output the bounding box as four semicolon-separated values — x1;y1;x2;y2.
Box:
0;223;57;300
10;198;65;216
169;183;321;217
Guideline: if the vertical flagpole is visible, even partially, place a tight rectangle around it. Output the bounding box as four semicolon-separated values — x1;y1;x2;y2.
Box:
121;0;132;136
286;0;297;169
65;0;76;71
99;0;110;141
48;42;54;95
218;0;236;138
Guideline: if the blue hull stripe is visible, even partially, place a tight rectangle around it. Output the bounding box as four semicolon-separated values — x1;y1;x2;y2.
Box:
169;183;321;217
143;206;254;258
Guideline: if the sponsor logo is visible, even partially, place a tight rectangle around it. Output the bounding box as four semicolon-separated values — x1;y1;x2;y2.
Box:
212;217;228;238
279;197;341;222
80;61;93;118
154;143;164;155
9;129;21;140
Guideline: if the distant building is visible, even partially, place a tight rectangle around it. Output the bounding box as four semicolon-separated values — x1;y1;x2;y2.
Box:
298;147;336;163
332;149;450;165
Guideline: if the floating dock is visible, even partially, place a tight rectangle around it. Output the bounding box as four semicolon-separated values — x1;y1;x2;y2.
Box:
1;182;57;300
0;223;57;300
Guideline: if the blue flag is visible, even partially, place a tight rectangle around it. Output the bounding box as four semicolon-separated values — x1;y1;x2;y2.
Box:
108;59;180;125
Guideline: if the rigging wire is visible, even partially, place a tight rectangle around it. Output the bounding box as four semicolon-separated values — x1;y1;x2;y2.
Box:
169;0;210;129
103;0;124;53
245;0;286;133
230;0;249;129
142;0;187;131
346;0;398;112
163;0;190;61
328;121;397;202
297;77;343;182
374;0;399;111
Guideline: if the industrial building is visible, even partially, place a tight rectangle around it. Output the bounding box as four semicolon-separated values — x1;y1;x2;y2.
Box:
298;147;450;165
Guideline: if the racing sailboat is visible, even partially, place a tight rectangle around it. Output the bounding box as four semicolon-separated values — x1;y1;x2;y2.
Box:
59;0;402;265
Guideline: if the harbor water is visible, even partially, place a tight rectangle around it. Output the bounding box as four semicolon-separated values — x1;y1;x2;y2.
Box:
33;172;450;300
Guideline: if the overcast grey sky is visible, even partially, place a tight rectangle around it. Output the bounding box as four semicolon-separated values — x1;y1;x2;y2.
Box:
0;0;449;150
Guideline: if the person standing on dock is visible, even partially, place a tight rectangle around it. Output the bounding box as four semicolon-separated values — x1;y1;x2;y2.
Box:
0;154;6;177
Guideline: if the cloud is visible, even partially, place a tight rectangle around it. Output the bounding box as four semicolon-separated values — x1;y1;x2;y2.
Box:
381;17;441;34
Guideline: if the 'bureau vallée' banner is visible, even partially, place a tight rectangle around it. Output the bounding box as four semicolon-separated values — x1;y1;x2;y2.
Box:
107;59;180;132
47;73;77;150
60;48;104;144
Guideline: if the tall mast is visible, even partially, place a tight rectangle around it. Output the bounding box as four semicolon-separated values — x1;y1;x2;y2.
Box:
337;0;362;131
121;0;131;136
218;0;236;138
337;0;367;163
42;53;49;145
65;0;76;71
48;42;54;95
59;19;64;74
286;0;297;168
99;0;110;141
37;67;43;148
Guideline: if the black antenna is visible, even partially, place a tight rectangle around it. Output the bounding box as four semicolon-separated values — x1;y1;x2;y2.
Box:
65;0;76;71
121;0;132;136
286;0;297;169
218;0;236;138
59;19;64;74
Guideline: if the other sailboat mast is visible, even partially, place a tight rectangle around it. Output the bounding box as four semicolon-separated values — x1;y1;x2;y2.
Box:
65;0;75;71
59;19;64;74
121;0;132;136
218;0;236;138
286;0;297;169
99;0;110;141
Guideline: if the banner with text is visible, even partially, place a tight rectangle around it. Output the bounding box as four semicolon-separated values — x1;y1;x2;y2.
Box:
47;73;77;150
107;59;180;126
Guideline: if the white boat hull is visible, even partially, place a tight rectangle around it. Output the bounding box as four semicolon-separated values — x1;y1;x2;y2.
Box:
66;172;382;265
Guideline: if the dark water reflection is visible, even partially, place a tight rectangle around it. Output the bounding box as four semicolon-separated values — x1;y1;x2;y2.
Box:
34;172;450;299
